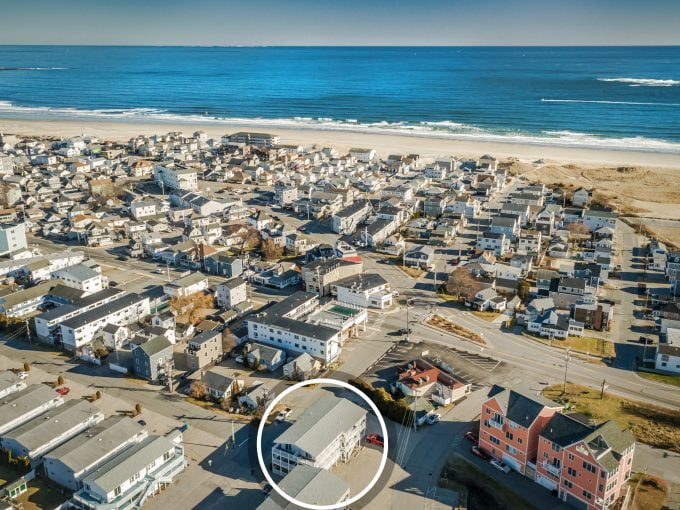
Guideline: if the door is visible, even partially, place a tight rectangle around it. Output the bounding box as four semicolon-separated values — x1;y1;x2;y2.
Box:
502;453;521;473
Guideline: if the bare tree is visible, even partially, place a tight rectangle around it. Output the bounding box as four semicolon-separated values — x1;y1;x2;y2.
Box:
238;226;261;254
261;239;284;260
445;267;480;300
568;223;591;246
189;381;208;400
221;328;237;354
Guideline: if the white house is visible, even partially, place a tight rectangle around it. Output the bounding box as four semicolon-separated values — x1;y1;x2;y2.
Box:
0;222;27;256
271;396;366;475
163;272;209;298
0;370;27;399
53;263;106;296
0;384;64;436
655;340;680;374
216;277;248;309
59;294;151;352
333;273;392;309
71;435;185;510
153;164;198;192
1;400;104;463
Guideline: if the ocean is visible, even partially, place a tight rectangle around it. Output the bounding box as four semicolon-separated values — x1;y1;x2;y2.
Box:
0;45;679;152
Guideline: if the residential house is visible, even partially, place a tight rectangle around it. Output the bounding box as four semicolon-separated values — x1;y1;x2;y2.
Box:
201;366;245;400
70;435;185;510
536;414;634;510
244;342;286;372
404;245;435;269
332;273;392;309
131;336;173;381
185;331;223;371
282;352;322;381
394;358;471;405
479;386;563;475
271;396;366;475
216;277;248;309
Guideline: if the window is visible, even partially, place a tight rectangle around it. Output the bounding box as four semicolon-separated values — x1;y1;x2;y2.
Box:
583;490;592;500
568;453;574;461
489;435;500;446
551;443;561;452
563;480;573;488
114;487;122;496
505;431;514;440
517;437;523;445
583;461;596;473
567;467;577;477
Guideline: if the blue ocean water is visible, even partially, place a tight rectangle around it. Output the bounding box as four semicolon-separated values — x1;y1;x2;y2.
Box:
0;45;679;152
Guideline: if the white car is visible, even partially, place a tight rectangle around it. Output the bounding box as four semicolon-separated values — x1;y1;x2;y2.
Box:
392;290;400;297
490;460;511;474
276;408;292;422
425;413;441;425
235;355;244;364
17;371;29;380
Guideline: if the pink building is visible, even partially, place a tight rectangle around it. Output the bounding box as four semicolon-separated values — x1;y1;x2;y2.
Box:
479;386;562;475
536;414;635;510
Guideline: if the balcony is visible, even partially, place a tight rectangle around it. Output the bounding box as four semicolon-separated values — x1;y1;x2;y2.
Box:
488;419;504;430
542;462;561;476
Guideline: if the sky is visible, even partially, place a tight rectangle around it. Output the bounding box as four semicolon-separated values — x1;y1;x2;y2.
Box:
0;0;679;46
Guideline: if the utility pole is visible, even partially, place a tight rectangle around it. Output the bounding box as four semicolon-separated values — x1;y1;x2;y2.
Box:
563;348;571;394
165;357;175;393
405;298;413;343
600;378;606;399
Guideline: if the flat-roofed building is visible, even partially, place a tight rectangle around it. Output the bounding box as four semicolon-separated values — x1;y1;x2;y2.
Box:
71;435;185;510
0;384;64;436
0;400;104;463
0;370;27;399
44;416;147;491
271;396;366;476
58;293;151;353
256;465;350;509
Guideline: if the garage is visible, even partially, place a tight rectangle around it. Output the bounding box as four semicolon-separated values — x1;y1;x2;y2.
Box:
502;453;521;472
536;474;557;492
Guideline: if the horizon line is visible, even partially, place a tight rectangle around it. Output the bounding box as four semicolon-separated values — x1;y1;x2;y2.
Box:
0;43;679;48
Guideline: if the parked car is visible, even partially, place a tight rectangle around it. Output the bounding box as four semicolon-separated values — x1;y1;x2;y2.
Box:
398;328;413;335
262;484;272;495
55;387;70;395
425;413;441;425
297;226;307;232
116;255;128;261
464;431;478;443
471;446;491;460
137;419;147;426
366;433;384;447
17;371;28;380
639;336;655;344
491;459;511;474
235;355;244;364
276;408;292;422
450;258;460;266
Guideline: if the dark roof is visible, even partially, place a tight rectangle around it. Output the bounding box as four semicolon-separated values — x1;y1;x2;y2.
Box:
487;385;561;428
61;293;146;330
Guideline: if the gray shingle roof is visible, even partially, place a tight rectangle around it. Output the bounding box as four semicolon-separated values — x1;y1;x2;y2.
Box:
256;465;349;509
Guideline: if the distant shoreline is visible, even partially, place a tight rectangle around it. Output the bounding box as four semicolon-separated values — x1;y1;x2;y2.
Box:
2;117;680;168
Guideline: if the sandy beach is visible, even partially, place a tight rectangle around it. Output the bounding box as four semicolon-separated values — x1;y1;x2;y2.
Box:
2;117;680;168
1;116;679;232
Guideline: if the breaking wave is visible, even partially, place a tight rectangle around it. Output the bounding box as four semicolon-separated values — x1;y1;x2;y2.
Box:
0;100;679;154
597;77;680;87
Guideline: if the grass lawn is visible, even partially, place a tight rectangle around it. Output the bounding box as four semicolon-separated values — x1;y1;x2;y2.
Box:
629;473;668;510
440;455;539;510
525;333;615;357
427;315;486;345
636;370;680;388
472;310;501;321
542;383;680;453
15;480;70;510
398;265;424;278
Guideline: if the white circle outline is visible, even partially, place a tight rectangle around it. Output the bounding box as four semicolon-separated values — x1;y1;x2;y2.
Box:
256;378;389;510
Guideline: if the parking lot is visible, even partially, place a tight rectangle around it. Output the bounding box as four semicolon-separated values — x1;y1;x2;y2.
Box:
362;341;508;395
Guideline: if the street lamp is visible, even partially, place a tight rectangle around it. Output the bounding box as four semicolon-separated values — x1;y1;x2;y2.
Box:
405;298;414;343
563;348;571;394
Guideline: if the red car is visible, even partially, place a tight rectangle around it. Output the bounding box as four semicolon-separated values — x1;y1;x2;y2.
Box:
464;431;478;443
471;446;491;461
366;433;384;447
450;258;460;266
55;387;70;395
